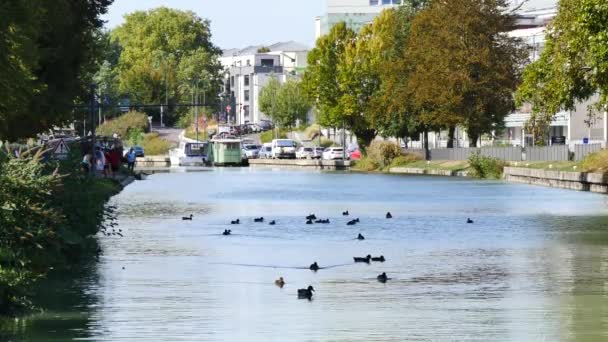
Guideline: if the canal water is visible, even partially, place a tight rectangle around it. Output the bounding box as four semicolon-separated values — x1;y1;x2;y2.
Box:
3;169;608;341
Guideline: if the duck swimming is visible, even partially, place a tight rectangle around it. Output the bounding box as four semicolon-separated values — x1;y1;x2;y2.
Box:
306;214;317;220
377;272;388;283
347;219;357;226
309;262;319;271
275;277;285;288
342;210;349;216
182;214;193;221
254;217;264;222
354;255;372;263
357;233;365;240
297;285;315;299
231;219;240;225
222;229;232;236
315;219;330;224
467;218;474;224
306;219;313;225
269;220;276;225
386;212;392;219
371;255;385;262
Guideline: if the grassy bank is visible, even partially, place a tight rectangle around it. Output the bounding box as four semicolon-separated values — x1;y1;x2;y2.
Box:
0;148;122;316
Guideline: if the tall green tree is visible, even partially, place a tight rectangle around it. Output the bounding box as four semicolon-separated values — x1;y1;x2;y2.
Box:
0;0;114;141
111;7;223;124
259;77;311;129
302;22;356;129
516;0;608;144
406;0;526;146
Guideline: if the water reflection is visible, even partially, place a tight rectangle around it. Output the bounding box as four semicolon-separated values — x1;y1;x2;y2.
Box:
3;169;608;341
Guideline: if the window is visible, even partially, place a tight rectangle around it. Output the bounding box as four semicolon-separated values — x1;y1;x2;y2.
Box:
244;90;250;102
369;0;378;4
246;60;251;66
230;76;234;87
261;59;274;67
382;0;391;4
244;75;250;86
243;105;250;117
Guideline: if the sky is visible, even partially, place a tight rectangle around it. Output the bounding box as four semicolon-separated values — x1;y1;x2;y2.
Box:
102;0;325;49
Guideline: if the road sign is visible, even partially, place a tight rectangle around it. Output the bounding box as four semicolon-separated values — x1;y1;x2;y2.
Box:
583;137;589;144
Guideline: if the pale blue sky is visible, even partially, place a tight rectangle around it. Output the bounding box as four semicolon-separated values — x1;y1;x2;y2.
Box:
102;0;325;49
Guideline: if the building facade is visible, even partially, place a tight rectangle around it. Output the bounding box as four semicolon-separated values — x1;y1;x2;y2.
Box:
219;42;309;125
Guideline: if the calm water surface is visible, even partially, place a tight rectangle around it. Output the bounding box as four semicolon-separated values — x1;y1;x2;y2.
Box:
4;169;608;341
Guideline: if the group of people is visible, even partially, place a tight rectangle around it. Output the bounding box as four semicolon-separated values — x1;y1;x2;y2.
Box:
82;145;137;176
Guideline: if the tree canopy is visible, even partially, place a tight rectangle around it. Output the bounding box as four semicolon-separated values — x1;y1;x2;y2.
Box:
0;0;114;141
111;7;223;124
259;77;311;128
516;0;608;143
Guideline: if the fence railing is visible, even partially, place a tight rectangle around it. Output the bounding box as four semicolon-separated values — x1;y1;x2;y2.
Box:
404;145;597;162
574;143;603;162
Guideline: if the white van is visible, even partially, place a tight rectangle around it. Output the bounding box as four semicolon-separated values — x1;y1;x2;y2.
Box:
271;139;297;159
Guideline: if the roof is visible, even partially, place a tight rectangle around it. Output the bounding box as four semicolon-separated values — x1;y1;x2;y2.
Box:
222;41;309;57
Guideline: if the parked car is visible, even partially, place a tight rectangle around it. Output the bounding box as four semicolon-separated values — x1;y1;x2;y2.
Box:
296;147;315;159
271;139;297;159
349;149;362;160
313;147;325;159
258;120;274;131
242;144;260;159
259;143;273;159
322;147;346;160
125;145;145;157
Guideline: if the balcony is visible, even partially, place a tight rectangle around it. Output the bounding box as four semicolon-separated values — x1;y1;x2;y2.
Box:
254;65;283;74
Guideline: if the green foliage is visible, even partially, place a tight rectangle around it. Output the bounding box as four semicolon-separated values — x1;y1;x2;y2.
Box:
319;138;335;148
257;47;271;53
406;0;526;145
468;153;505;179
96;111;149;138
366;140;403;168
111;7;223;124
259;77;311;129
0;0;113;141
304;124;322;140
352;157;380;172
580;149;608;173
140;133;172;155
516;0;608;145
0;147;120;314
260;130;288;144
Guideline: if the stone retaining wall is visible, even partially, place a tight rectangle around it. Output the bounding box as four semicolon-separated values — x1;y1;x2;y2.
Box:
248;159;350;170
389;167;469;177
136;156;171;167
503;167;608;194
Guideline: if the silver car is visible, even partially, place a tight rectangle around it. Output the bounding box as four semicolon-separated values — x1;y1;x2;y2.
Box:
258;144;273;159
242;144;260;159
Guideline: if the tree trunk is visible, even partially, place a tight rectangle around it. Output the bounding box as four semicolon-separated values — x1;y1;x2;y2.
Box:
447;126;456;148
423;130;430;160
355;128;377;155
402;136;408;149
469;131;479;148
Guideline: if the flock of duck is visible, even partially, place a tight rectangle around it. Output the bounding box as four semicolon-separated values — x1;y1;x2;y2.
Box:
182;210;476;300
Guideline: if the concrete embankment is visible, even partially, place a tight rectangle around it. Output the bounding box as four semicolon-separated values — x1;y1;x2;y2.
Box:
136;156;171;167
503;167;608;194
248;159;350;170
389;167;469;177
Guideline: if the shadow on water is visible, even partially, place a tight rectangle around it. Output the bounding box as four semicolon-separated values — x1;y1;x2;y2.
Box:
0;262;100;342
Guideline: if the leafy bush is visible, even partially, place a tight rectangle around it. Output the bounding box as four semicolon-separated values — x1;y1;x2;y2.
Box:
468;152;505;179
0;147;120;314
96;111;149;138
260;129;288;143
352;157;379;172
304;124;322;140
580;149;608;173
319;138;335;148
367;140;403;168
126;127;144;146
140;133;172;155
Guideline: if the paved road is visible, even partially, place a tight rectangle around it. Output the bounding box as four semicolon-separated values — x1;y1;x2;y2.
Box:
152;126;183;145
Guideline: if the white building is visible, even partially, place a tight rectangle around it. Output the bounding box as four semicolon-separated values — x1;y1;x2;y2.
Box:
219;42;309;125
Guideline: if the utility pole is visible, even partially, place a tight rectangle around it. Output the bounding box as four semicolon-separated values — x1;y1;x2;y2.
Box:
90;84;97;176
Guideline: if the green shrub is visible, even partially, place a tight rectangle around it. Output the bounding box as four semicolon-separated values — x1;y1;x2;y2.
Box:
367;140;402;168
580;149;608;173
96;111;149;138
319;138;335;148
140;133;172;155
468;152;505;179
387;153;423;169
260;129;288;143
304;124;322;140
352;156;380;172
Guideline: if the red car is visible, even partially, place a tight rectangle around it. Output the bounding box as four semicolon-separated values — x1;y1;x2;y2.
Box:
349;149;361;160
